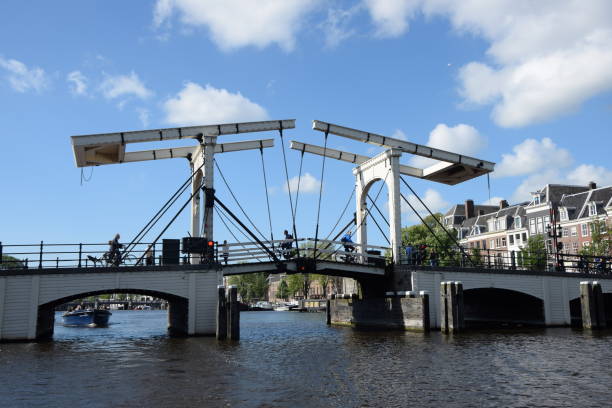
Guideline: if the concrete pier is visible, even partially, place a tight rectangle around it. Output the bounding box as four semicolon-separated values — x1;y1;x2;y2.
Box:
227;285;240;340
580;281;607;330
441;281;464;334
329;292;430;331
216;285;227;340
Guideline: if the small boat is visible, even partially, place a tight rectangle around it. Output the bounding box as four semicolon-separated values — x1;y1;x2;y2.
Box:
62;309;112;327
273;305;290;311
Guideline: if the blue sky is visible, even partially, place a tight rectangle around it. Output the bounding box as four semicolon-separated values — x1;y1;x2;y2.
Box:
1;0;611;248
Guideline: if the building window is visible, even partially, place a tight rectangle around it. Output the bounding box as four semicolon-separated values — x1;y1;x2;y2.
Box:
588;202;597;216
572;242;579;252
562;228;569;237
529;218;536;234
536;217;544;233
501;237;507;246
571;227;577;237
509;235;514;245
490;239;495;249
581;223;589;237
559;208;568;221
482;240;486;249
514;217;522;229
522;233;527;241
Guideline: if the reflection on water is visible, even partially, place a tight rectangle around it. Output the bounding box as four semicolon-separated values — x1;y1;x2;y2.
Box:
1;310;611;407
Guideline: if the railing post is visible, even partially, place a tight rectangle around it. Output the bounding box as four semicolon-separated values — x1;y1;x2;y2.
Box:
152;244;156;266
78;243;83;268
25;258;29;269
39;241;44;269
56;257;59;268
510;251;516;270
487;249;491;268
0;241;3;266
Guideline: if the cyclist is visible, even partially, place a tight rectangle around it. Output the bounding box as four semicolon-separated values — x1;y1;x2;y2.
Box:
281;230;293;259
108;233;123;266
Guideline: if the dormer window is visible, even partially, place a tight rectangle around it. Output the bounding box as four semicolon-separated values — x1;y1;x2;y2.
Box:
514;216;522;229
559;207;568;221
588;202;597;216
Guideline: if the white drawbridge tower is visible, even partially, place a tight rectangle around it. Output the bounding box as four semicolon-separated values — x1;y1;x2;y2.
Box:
71;119;295;242
291;120;495;264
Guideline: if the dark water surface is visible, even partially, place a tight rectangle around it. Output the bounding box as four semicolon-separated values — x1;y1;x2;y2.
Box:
1;310;611;408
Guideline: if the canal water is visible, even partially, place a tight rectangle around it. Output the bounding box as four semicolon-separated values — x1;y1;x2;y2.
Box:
1;310;611;408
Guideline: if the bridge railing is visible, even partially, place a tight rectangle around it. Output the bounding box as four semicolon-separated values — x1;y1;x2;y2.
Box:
0;241;181;270
398;245;612;276
219;238;389;266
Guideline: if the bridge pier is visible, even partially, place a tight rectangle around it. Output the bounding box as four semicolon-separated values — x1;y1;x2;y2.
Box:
440;281;464;334
215;285;239;341
580;281;607;330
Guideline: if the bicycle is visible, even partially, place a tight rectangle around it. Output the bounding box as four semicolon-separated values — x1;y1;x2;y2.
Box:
87;251;137;267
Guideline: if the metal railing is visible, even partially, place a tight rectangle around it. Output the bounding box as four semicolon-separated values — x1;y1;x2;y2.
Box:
398;245;612;275
0;241;194;270
218;238;389;266
0;238;388;271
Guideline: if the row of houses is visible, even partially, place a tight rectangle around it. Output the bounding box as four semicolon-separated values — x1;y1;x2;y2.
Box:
444;182;612;263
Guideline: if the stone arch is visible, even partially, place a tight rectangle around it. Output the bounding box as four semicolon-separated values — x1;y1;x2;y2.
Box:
36;288;188;340
463;287;545;327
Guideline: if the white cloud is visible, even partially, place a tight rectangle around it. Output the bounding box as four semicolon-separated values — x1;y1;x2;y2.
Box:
364;0;612;127
482;196;504;206
391;129;407;140
153;0;319;51
0;56;48;93
163;82;268;126
320;7;358;48
494;138;572;178
67;70;87;95
136;108;150;127
401;188;449;222
410;123;486;168
363;0;422;38
99;71;153;100
566;164;612;187
511;169;562;202
283;172;321;194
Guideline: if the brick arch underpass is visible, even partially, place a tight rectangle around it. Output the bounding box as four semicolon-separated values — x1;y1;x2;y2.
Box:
37;289;189;340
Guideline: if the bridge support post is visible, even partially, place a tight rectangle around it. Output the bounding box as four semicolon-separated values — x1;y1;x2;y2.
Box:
216;285;227;340
441;281;464;333
227;285;240;340
580;281;607;330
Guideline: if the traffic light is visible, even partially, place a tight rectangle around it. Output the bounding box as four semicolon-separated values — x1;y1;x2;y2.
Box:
204;240;216;263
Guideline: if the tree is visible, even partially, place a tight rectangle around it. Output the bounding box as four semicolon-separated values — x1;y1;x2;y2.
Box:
312;274;331;298
276;279;289;300
227;272;270;303
1;255;23;269
519;235;547;271
401;213;460;265
286;273;310;299
579;220;611;257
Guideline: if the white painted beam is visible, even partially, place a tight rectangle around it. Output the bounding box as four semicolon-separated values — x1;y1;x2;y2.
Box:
80;139;275;167
312;120;495;172
72;119;293;167
290;141;423;178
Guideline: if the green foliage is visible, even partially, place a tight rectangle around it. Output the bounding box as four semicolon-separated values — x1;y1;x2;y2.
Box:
470;247;483;266
286;273;310;298
579;220;611;257
276;279;289;300
401;213;459;265
519;235;547;271
312;274;331;297
1;255;23;269
228;272;270;303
